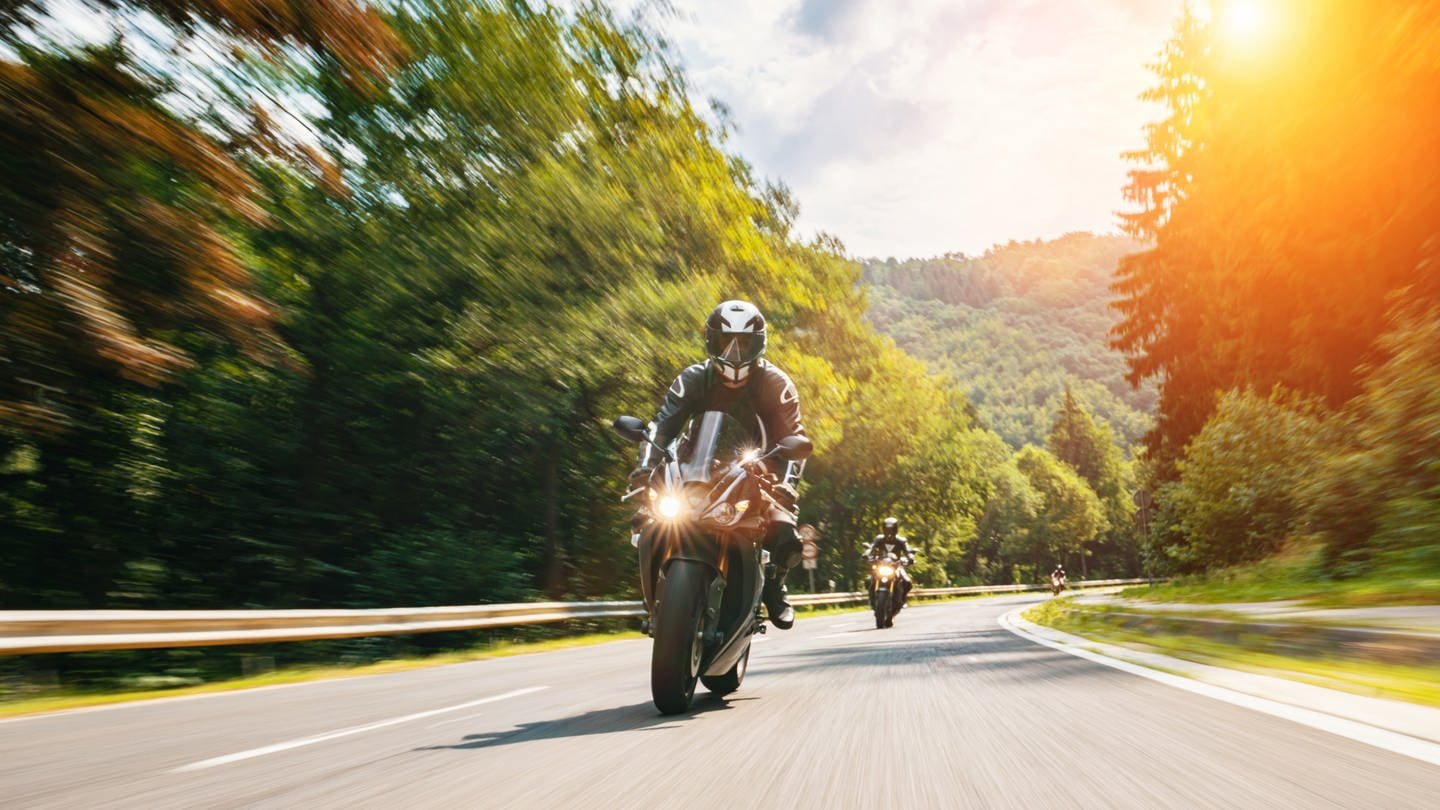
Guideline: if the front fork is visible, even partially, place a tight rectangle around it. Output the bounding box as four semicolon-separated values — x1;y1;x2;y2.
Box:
637;527;766;640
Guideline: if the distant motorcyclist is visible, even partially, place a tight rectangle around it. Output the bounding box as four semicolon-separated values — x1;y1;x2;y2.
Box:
1051;565;1067;595
630;300;807;629
865;517;914;604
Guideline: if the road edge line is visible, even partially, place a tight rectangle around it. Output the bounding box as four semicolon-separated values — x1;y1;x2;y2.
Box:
999;607;1440;768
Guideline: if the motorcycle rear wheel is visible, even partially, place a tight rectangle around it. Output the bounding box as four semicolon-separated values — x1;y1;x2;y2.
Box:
652;561;708;715
701;644;749;696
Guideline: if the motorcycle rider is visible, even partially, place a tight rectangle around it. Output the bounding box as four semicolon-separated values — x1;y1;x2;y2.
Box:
630;300;807;629
865;517;914;605
1051;564;1067;593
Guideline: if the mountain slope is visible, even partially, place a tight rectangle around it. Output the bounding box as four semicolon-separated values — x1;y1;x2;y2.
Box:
864;233;1154;449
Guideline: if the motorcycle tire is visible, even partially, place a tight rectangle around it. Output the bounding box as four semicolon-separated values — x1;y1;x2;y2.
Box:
873;591;891;630
701;644;749;696
651;560;708;715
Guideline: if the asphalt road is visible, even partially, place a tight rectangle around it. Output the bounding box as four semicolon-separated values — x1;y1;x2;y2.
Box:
3;594;1438;808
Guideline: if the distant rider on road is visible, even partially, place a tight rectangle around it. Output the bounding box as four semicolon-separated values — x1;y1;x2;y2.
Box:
866;517;915;605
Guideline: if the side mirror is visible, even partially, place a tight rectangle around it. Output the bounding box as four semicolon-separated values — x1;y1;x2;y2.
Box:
777;435;813;460
612;416;649;444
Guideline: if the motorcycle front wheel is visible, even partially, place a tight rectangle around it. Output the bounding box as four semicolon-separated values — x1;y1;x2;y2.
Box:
873;588;891;630
652;560;708;714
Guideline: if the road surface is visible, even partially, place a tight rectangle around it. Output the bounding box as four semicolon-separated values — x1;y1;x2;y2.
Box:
3;594;1438;808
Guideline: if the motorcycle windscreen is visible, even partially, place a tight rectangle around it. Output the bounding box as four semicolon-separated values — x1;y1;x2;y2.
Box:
675;411;752;483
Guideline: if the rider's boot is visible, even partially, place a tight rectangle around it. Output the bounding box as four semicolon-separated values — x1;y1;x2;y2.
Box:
762;565;795;629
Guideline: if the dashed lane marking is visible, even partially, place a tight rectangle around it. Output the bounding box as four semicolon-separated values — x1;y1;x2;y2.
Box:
172;686;548;772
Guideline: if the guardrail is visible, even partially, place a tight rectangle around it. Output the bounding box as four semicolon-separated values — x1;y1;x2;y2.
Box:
0;579;1152;655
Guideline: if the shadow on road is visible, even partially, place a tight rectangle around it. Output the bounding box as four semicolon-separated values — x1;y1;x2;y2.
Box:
417;695;750;752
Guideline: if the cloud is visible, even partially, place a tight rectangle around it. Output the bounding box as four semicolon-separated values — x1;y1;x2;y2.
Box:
658;0;1182;257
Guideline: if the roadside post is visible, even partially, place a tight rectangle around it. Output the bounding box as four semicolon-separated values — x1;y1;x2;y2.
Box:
1133;489;1153;580
799;523;819;592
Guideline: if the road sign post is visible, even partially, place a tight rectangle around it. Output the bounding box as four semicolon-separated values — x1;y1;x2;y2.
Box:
799;524;819;590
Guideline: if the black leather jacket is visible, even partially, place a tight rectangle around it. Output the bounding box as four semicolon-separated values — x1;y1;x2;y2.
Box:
645;359;806;482
867;535;913;563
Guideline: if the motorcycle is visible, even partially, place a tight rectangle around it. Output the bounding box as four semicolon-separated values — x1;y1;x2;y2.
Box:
1051;574;1067;596
867;552;908;629
613;411;812;715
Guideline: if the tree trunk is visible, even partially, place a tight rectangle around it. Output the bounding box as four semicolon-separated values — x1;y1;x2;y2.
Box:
542;448;566;598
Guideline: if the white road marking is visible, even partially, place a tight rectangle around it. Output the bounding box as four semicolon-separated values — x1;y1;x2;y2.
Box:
816;632;866;640
172;686;548;772
828;622;857;628
1000;608;1440;768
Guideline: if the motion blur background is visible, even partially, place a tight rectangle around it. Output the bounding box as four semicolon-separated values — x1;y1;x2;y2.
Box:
2;0;1438;692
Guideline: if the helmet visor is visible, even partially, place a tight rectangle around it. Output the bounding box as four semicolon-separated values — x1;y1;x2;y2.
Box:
706;330;765;366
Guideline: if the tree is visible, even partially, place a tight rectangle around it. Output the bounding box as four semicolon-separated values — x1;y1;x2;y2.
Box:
0;0;402;435
1167;388;1334;571
1010;446;1106;579
1114;2;1440;476
1304;305;1440;575
1046;387;1136;576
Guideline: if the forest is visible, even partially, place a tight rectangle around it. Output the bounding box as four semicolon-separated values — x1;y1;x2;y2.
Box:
863;233;1155;450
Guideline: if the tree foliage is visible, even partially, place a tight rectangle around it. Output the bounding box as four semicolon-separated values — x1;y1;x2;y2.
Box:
865;233;1153;449
1163;389;1334;572
1114;1;1440;473
1116;2;1440;575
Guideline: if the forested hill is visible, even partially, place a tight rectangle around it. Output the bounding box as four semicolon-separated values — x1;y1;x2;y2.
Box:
863;233;1154;449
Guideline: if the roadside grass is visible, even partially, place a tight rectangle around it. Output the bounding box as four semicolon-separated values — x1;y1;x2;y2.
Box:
1120;561;1440;608
1026;599;1440;708
0;631;643;719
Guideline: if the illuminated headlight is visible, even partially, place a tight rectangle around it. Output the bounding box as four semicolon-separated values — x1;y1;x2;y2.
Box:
657;495;683;520
735;499;749;514
877;564;896;578
740;449;760;464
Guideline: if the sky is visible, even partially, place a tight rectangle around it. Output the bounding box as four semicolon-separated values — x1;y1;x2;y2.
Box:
652;0;1183;259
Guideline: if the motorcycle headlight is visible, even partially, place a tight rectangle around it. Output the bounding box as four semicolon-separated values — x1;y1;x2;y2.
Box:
877;564;896;578
657;495;683;520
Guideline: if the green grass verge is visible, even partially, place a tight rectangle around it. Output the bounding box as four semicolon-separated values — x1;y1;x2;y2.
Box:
1027;600;1440;708
0;631;644;719
1118;556;1440;607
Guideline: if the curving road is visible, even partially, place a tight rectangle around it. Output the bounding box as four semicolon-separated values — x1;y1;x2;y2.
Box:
3;594;1438;808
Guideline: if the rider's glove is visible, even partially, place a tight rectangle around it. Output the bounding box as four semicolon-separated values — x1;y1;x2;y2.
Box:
627;466;655;490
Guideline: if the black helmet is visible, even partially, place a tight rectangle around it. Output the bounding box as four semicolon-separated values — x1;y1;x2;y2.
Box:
705;300;766;387
882;517;898;538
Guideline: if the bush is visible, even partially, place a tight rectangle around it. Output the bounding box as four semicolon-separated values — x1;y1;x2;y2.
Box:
1305;305;1440;575
1166;388;1335;571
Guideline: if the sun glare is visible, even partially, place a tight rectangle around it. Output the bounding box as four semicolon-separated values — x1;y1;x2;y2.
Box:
1222;0;1272;43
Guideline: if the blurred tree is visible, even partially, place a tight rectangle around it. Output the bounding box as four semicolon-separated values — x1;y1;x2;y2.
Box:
1304;305;1440;575
1166;388;1334;571
0;1;402;435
